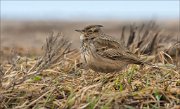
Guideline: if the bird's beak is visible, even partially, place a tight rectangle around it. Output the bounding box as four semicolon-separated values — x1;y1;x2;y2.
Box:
75;29;83;33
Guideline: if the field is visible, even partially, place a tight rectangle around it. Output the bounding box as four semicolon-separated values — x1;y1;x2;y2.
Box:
0;20;180;109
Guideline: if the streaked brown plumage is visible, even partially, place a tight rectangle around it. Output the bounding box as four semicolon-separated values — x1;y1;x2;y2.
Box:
75;25;144;73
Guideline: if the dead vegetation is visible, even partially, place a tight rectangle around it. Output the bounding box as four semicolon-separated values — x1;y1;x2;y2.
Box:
0;22;179;109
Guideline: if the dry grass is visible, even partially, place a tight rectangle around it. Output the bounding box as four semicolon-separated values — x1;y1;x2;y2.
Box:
0;22;180;109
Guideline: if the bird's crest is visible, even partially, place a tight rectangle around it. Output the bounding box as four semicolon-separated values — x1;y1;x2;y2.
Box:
75;25;103;34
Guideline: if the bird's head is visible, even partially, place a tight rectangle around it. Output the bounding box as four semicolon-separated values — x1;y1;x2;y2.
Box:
75;25;103;40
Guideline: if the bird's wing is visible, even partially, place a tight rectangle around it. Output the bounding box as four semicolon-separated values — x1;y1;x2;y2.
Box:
96;48;143;64
93;34;128;51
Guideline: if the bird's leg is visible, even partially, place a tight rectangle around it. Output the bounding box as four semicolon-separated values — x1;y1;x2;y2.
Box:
82;70;88;85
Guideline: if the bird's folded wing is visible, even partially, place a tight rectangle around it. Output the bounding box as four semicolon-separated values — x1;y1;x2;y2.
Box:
97;48;143;64
94;34;128;51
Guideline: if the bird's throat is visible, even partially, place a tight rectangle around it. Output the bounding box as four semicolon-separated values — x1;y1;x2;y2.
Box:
80;34;85;40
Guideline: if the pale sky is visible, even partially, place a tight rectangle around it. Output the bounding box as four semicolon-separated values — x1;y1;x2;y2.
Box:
1;1;179;20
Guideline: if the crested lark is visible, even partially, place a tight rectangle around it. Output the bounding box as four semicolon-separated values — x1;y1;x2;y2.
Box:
75;25;145;73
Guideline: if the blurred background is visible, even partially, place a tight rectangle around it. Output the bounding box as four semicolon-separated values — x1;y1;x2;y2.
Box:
1;1;179;57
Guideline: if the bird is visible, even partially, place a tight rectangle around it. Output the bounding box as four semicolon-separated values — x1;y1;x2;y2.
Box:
75;25;146;73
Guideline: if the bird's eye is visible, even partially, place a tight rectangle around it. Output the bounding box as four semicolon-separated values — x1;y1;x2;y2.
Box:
90;37;95;40
88;30;93;33
94;29;99;33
